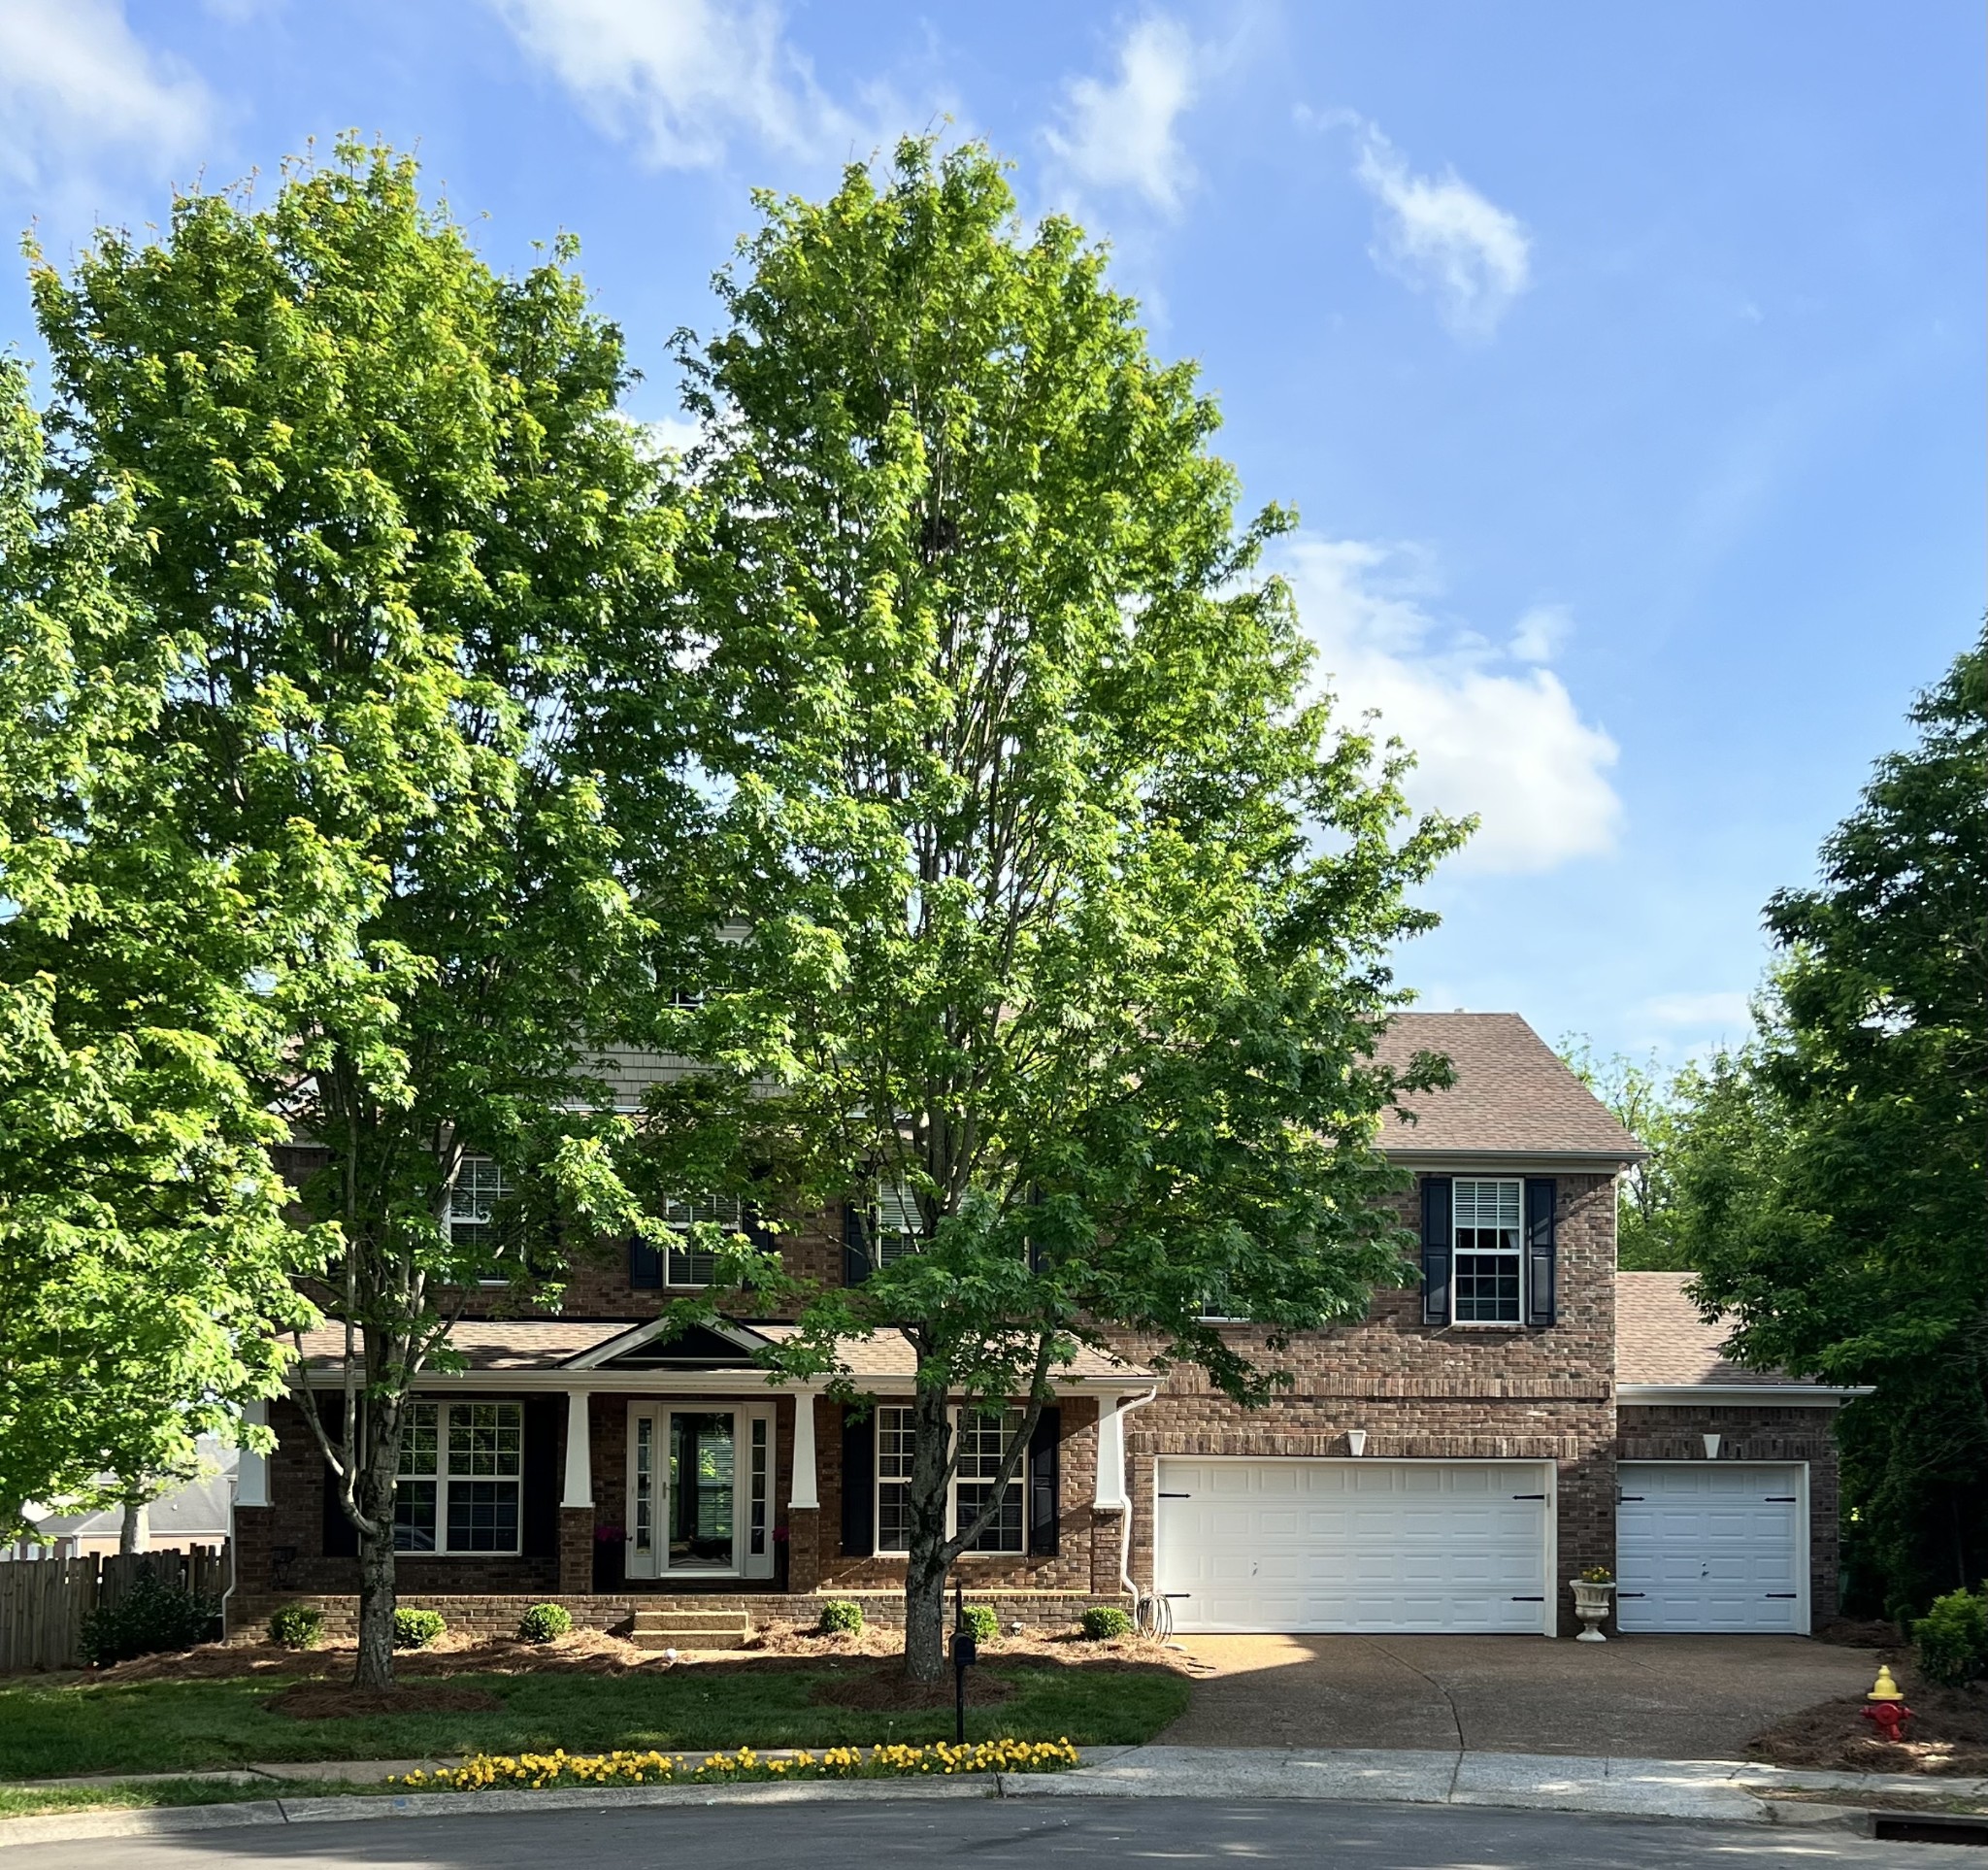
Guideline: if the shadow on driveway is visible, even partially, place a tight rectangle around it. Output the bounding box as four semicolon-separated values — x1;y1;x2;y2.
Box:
1158;1632;1884;1758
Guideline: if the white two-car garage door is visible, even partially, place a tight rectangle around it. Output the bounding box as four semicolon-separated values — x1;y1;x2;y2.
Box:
1615;1462;1808;1633
1154;1458;1554;1635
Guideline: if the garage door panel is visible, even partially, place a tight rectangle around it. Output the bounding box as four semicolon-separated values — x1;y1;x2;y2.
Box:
1616;1463;1806;1634
1157;1458;1551;1634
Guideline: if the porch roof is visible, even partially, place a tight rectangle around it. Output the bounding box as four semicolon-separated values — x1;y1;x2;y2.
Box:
292;1319;1153;1386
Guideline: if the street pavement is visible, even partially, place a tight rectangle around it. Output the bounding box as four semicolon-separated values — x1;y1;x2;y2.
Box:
0;1794;1958;1870
1159;1631;1880;1756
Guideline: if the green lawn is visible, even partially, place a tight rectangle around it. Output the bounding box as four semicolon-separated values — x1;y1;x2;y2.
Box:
0;1663;1189;1781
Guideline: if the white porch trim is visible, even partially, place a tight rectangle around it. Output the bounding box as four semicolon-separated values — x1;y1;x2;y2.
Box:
560;1389;593;1508
789;1386;822;1511
235;1397;271;1508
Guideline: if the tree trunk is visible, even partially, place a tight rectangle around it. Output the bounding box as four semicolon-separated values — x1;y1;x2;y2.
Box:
118;1492;144;1555
901;1383;955;1684
351;1444;401;1691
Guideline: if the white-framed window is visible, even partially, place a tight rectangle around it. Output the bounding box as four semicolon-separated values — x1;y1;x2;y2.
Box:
394;1401;523;1553
1198;1276;1246;1323
662;1193;746;1286
1453;1178;1524;1323
872;1179;926;1266
873;1404;1025;1556
447;1155;512;1251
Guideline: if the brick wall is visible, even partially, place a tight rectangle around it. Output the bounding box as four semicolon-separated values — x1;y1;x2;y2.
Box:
1617;1402;1841;1620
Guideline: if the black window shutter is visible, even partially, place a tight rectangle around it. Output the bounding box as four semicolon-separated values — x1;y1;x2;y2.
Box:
1420;1176;1453;1325
1027;1407;1062;1556
521;1396;561;1556
744;1200;775;1251
629;1233;662;1289
1525;1178;1558;1327
842;1198;873;1286
840;1406;875;1555
321;1420;359;1558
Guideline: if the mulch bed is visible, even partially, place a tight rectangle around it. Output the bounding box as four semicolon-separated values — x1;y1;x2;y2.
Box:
265;1683;505;1720
1748;1682;1988;1775
810;1659;1016;1712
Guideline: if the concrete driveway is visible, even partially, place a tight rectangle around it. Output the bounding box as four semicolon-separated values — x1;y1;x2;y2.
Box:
1159;1633;1882;1760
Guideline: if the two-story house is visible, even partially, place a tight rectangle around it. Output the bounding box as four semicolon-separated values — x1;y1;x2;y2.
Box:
231;1012;1858;1640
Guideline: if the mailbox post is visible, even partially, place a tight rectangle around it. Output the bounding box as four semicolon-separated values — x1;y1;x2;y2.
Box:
951;1580;977;1745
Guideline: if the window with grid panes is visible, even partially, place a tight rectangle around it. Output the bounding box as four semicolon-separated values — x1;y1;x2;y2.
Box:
1452;1178;1524;1322
876;1405;915;1553
662;1193;746;1286
392;1401;522;1553
955;1408;1025;1553
447;1156;512;1251
872;1180;926;1266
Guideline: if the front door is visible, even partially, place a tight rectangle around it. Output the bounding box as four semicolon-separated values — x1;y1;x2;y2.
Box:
625;1404;776;1581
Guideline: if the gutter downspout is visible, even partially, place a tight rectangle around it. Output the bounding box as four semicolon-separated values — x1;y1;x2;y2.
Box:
1112;1386;1161;1606
219;1483;238;1641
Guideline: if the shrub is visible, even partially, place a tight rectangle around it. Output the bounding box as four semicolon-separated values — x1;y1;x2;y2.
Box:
1915;1586;1988;1688
817;1599;863;1635
268;1604;325;1651
393;1607;447;1650
517;1603;574;1645
79;1572;221;1667
960;1604;999;1646
1080;1605;1134;1641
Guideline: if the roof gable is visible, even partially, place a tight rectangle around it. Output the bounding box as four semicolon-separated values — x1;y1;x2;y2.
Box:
1373;1012;1644;1162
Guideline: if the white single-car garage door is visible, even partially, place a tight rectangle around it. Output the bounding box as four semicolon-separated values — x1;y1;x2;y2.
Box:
1154;1458;1554;1635
1615;1462;1808;1633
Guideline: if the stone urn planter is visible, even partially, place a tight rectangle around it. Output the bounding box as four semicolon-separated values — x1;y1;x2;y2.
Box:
1570;1577;1615;1642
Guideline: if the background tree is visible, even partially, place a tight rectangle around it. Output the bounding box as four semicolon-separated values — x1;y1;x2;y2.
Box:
0;357;309;1540
1676;634;1986;1618
1557;1038;1687;1269
29;145;689;1686
659;142;1464;1681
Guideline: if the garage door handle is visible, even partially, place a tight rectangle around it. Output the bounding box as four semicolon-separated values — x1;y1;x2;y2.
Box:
1617;1495;1643;1502
1617;1591;1646;1598
1163;1592;1191;1599
1765;1496;1798;1502
1158;1491;1191;1499
1510;1596;1544;1602
1511;1493;1547;1500
1766;1593;1798;1599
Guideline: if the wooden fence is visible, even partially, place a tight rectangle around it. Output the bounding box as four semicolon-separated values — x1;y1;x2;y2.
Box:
0;1545;229;1673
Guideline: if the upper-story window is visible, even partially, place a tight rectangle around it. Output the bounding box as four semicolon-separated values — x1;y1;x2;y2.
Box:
873;1179;927;1265
1452;1178;1523;1322
447;1156;512;1251
663;1193;746;1286
630;1194;746;1289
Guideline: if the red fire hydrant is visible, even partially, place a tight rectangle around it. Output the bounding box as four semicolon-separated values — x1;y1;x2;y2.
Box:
1860;1664;1914;1745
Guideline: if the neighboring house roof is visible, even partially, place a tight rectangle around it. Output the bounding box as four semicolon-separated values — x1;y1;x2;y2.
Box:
1614;1272;1867;1403
29;1445;236;1543
295;1319;1150;1386
1373;1012;1645;1164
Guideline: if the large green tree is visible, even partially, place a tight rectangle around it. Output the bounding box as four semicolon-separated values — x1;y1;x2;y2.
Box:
30;145;689;1686
656;142;1463;1680
0;358;309;1539
1678;634;1986;1616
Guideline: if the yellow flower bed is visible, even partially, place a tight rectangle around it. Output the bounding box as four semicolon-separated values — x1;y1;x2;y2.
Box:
391;1737;1078;1792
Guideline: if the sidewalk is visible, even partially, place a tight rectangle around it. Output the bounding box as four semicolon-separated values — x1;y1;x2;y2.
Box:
4;1745;1983;1849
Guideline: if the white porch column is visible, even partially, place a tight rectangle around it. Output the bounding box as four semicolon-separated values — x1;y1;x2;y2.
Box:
1094;1395;1129;1510
788;1386;821;1510
561;1390;594;1509
235;1397;270;1508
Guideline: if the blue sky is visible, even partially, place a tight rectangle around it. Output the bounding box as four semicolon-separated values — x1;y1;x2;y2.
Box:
3;1;1980;1065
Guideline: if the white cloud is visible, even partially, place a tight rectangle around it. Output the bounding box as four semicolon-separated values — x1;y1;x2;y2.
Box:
1509;603;1570;664
1353;125;1530;338
638;414;704;456
1640;990;1753;1031
1277;536;1621;875
486;0;875;170
1044;16;1201;215
0;0;210;190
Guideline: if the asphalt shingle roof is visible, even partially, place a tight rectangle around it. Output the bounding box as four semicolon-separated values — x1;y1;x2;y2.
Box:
1615;1272;1794;1386
1372;1012;1645;1161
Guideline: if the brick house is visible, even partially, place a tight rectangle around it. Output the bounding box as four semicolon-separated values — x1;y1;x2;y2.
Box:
231;1012;1860;1639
